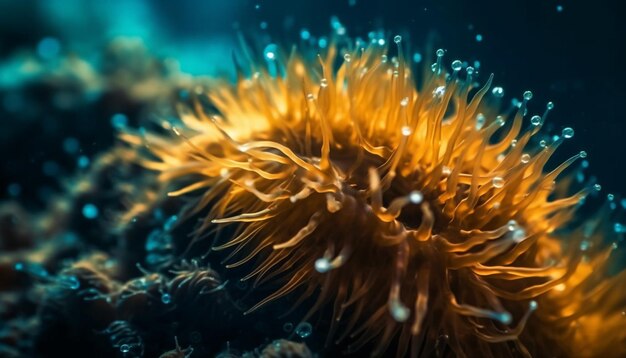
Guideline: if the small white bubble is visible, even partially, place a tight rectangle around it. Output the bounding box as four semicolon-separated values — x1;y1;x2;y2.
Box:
492;176;505;188
315;258;331;273
433;86;446;98
409;191;423;204
530;115;542;126
451;60;463;71
562;127;574;139
523;91;533;100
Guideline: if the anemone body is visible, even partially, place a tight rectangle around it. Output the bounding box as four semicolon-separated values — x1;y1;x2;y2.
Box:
123;39;626;357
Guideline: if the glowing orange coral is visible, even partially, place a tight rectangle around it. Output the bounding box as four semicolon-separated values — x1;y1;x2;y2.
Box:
122;36;626;357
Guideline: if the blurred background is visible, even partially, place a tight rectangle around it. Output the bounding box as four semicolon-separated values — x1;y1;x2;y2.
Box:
1;0;624;208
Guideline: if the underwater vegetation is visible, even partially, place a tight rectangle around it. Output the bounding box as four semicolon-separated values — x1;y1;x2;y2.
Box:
1;27;626;358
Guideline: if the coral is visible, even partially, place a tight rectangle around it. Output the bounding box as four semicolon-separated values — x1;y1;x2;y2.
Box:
122;35;626;357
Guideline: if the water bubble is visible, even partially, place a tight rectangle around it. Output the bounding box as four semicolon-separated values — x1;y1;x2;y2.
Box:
320;78;328;88
492;87;504;98
530;115;542;126
475;113;486;130
451;60;463;71
393;35;402;43
343;53;351;62
523;91;533;101
562;127;574;139
580;240;590;251
315;258;330;273
497;312;512;324
492;176;505;188
263;44;277;60
521;154;531;163
409;191;423;204
507;220;518;231
433;86;446;98
295;322;313;338
82;203;99;219
161;293;171;304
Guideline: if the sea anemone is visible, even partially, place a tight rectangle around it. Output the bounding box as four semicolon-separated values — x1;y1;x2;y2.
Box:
122;34;626;357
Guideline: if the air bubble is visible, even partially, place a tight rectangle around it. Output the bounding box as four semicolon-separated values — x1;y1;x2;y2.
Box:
562;127;574;139
295;322;313;338
521;154;531;163
530;115;542;126
492;87;504;98
320;78;328;88
492;176;505;188
475;113;486;130
580;240;590;251
433;86;446;98
451;60;462;71
393;35;402;43
523;91;533;101
409;191;423;204
314;258;330;273
507;220;518;231
263;44;277;61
